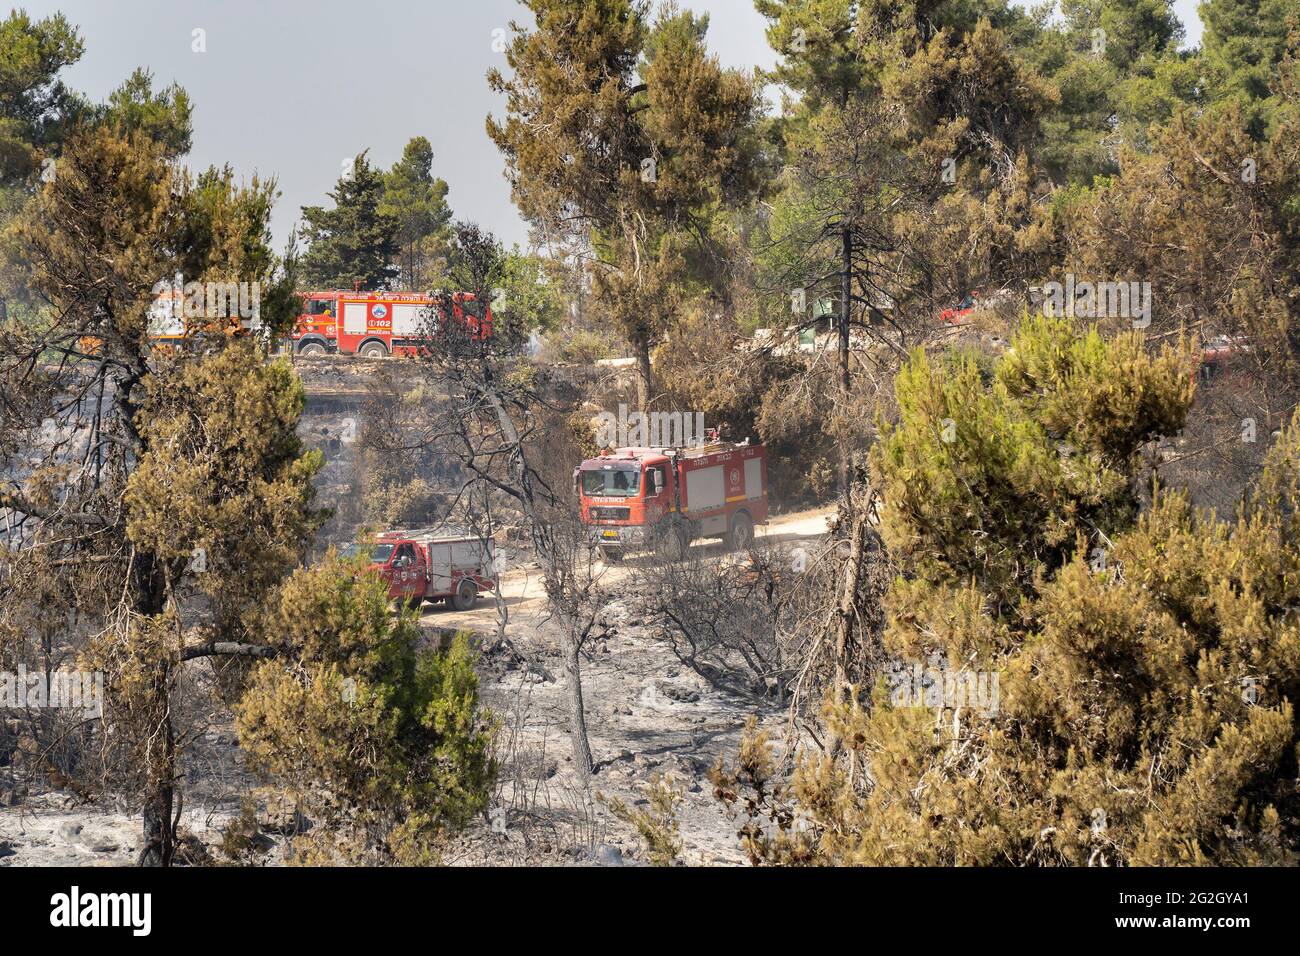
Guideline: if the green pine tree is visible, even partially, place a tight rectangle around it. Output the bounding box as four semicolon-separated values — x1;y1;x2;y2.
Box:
0;9;82;185
487;0;760;407
1200;0;1295;137
380;136;451;291
299;150;399;291
715;315;1300;865
97;67;192;159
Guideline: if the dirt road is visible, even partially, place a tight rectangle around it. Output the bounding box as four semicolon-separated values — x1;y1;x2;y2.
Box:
420;505;838;632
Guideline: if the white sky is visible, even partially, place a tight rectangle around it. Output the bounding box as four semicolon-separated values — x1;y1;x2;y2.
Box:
27;0;1205;252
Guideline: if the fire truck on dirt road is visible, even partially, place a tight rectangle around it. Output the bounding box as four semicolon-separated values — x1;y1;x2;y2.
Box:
345;529;497;611
290;290;492;357
575;437;768;561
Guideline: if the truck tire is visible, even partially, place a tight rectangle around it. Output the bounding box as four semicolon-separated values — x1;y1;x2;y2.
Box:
451;578;477;611
297;340;327;356
406;595;424;612
727;511;754;551
599;547;623;563
359;340;388;358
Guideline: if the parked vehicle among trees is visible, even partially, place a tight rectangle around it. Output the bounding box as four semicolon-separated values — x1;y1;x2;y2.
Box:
346;529;497;611
290;290;492;357
575;439;768;562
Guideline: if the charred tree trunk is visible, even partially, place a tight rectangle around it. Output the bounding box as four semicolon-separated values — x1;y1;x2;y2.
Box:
826;484;886;774
838;226;853;498
564;633;594;781
833;503;869;696
138;666;176;867
122;384;178;868
482;386;597;779
635;337;653;413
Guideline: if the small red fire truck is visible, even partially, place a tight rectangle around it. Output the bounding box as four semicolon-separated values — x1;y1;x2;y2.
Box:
346;529;497;611
291;290;492;357
575;438;768;561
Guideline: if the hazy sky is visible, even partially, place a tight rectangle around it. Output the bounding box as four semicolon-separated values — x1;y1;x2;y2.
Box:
28;0;1206;252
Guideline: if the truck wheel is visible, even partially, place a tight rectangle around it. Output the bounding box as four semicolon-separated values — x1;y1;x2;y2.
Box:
359;341;388;358
406;595;424;612
599;547;623;563
727;512;754;551
297;340;327;356
451;578;477;611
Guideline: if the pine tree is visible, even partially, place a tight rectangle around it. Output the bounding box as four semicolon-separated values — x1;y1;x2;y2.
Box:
0;122;322;863
0;10;83;324
487;0;760;408
379;136;451;291
752;1;1055;492
235;554;496;863
1061;101;1300;370
1;119;496;863
1200;0;1294;137
0;9;82;185
299;150;398;291
715;316;1300;865
97;67;192;159
1020;0;1195;184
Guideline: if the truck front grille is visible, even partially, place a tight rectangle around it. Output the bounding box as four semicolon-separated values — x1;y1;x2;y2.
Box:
590;506;631;521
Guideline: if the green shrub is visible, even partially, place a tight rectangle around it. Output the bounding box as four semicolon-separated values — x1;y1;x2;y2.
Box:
236;552;496;862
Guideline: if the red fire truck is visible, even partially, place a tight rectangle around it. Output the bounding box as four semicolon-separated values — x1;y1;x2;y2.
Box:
575;439;768;561
291;290;492;357
346;529;497;611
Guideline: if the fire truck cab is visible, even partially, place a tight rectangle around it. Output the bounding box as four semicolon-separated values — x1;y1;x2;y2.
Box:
291;290;491;357
575;440;768;561
348;530;497;611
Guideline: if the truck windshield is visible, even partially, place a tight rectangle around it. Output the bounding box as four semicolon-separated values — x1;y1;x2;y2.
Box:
369;544;395;563
581;467;640;497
